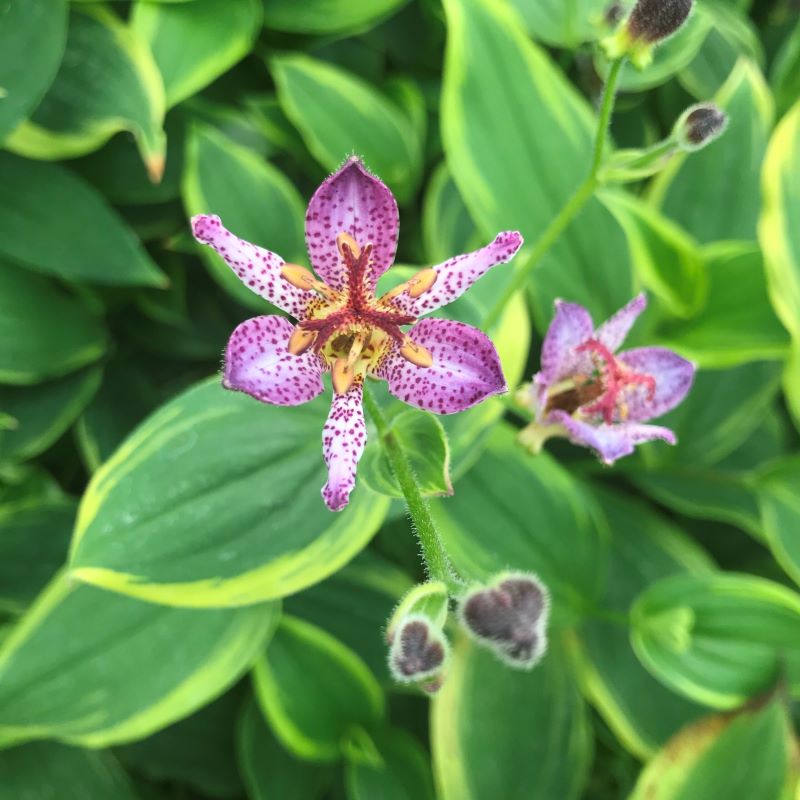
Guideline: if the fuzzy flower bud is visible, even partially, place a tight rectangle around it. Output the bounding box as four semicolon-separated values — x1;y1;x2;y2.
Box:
459;571;550;670
627;0;693;44
386;582;451;692
603;0;693;68
673;103;728;152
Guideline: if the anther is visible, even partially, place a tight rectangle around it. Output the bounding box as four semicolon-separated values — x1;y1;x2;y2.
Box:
280;263;317;290
287;326;317;356
400;338;433;368
346;332;367;368
332;357;355;395
407;267;438;298
336;232;361;259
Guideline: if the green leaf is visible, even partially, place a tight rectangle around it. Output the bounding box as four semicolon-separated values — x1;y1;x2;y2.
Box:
6;6;166;175
599;188;706;318
253;615;384;762
0;152;166;286
131;0;262;108
0;742;140;800
69;380;390;607
346;727;435;800
284;553;412;685
508;0;609;48
263;0;408;35
431;636;592;800
422;162;481;265
650;59;774;243
757;456;800;588
0;499;74;614
0;0;68;141
629;698;796;800
759;97;800;427
270;54;423;203
362;410;452;499
656;242;790;367
431;425;605;627
182;121;306;309
771;20;800;118
572;488;713;759
0;366;102;462
0;260;107;385
679;1;764;99
631;572;800;708
238;696;334;800
117;691;245;798
0;572;278;746
604;5;713;92
441;0;633;327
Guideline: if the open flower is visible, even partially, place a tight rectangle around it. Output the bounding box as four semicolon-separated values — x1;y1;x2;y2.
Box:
192;157;522;511
519;294;694;463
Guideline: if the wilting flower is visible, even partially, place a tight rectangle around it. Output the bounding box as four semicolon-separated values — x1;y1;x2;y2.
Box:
519;294;695;464
192;157;522;511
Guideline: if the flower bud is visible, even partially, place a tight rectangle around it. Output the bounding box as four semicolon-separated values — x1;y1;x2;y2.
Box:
627;0;693;44
673;103;728;152
459;571;550;670
388;616;450;687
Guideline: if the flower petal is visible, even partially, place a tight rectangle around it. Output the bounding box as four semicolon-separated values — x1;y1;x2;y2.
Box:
548;411;676;464
322;380;367;512
391;231;523;316
375;318;506;414
223;315;325;406
538;300;594;384
595;293;647;352
617;347;695;421
192;215;310;318
305;157;399;291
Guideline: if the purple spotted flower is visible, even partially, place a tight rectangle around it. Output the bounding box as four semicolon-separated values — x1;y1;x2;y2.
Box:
192;157;522;511
520;294;695;464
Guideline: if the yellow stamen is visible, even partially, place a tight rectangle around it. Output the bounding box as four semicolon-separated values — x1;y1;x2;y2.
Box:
280;263;336;300
336;232;361;259
400;338;433;368
332;357;355;395
287;327;317;356
407;267;438;298
619;401;629;421
346;332;367;367
280;263;317;290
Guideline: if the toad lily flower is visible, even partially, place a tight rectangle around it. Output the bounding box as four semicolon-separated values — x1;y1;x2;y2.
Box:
192;157;522;511
519;294;694;463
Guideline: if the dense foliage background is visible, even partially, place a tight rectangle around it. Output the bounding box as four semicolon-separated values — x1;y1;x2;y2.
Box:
1;0;800;797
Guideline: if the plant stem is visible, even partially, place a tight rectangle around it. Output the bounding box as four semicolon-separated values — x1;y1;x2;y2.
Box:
362;384;462;594
482;58;625;331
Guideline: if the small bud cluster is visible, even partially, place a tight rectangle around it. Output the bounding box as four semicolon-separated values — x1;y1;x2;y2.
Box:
385;582;450;693
673;103;728;152
459;572;550;670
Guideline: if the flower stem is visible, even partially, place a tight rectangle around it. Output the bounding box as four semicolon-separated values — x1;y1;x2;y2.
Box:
362;384;462;594
482;58;625;331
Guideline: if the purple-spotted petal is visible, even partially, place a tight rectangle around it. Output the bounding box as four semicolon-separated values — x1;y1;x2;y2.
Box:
375;318;506;414
539;300;594;384
548;411;676;464
305;157;398;291
192;215;310;319
391;231;523;316
322;380;367;512
223;315;325;406
595;293;647;352
617;347;695;421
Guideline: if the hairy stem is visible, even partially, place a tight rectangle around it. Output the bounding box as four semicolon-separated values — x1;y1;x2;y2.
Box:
362;384;462;594
482;58;625;331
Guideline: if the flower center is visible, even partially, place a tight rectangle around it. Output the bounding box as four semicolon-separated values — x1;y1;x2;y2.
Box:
546;338;655;423
280;232;439;393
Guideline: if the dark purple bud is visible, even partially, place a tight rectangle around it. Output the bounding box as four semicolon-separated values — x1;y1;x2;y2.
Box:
627;0;693;43
460;572;550;669
604;1;626;27
388;617;448;685
675;103;728;151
